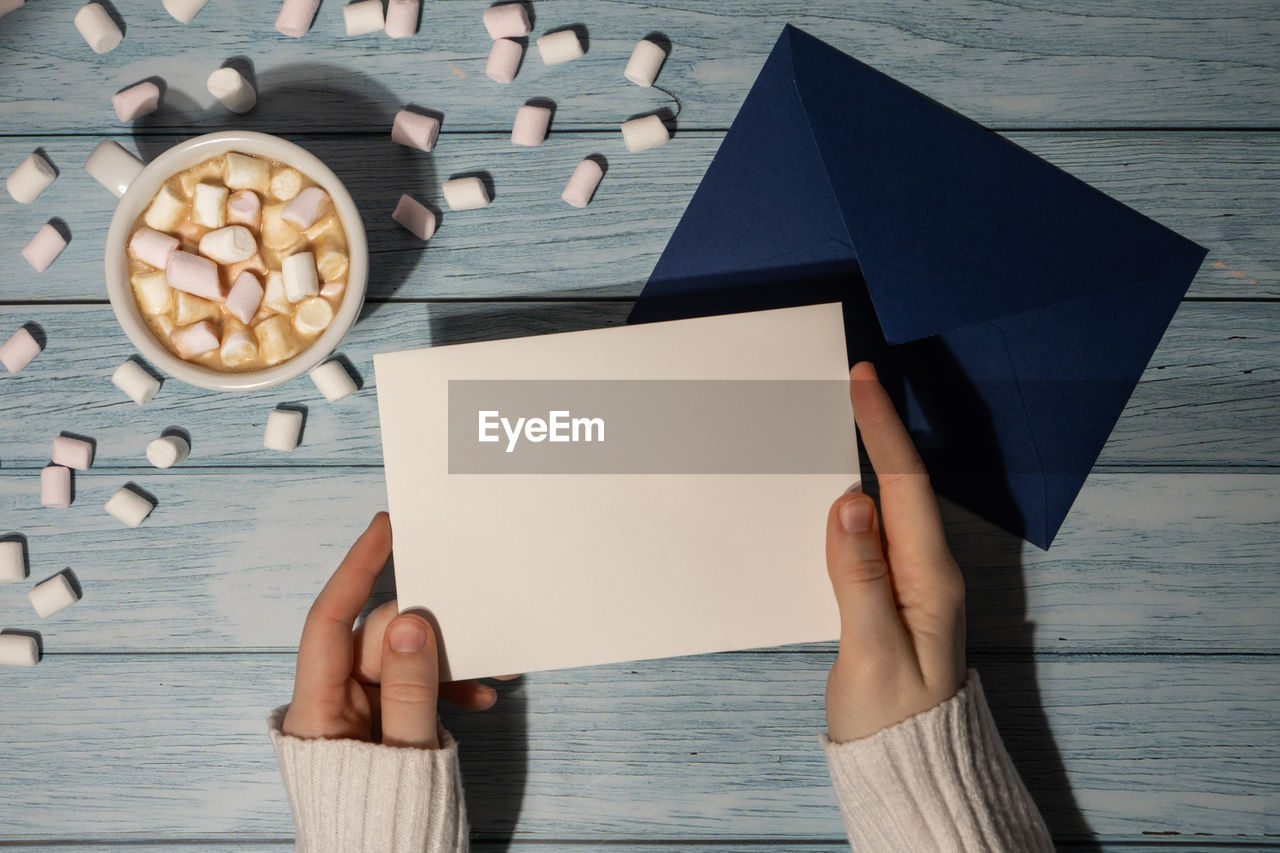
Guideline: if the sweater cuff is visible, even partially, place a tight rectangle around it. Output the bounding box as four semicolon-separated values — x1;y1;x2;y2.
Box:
822;670;1053;852
268;706;469;853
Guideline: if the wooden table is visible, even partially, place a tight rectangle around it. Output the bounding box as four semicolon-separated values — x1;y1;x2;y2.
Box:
1;1;1276;849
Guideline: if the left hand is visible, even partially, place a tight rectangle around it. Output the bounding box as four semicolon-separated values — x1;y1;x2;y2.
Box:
282;512;507;748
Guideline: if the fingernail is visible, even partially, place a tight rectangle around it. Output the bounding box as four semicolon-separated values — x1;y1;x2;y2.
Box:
843;482;862;495
389;618;427;653
839;498;874;533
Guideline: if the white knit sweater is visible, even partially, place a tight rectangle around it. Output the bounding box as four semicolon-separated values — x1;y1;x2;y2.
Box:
269;670;1050;852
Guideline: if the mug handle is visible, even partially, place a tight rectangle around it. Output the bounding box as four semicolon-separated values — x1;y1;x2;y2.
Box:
85;140;145;199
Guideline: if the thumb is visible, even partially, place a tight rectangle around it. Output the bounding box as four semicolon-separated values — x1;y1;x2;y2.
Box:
826;493;910;655
379;612;441;749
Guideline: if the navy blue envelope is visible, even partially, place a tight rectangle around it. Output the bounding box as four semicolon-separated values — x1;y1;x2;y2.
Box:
628;25;1207;548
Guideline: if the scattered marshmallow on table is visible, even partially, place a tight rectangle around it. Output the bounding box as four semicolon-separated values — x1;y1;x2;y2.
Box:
105;486;155;528
486;38;522;84
264;407;304;451
562;158;604;208
392;194;436;240
282;252;320;303
384;0;418;38
172;321;220;358
40;466;71;509
0;540;26;584
167;250;223;301
343;0;383;36
112;359;161;405
52;435;94;471
621;114;671;152
225;271;264;323
391;109;440;153
146;434;189;468
537;29;585;65
0;634;38;667
163;0;209;23
624;38;667;87
6;151;56;204
281;186;331;230
129;227;178;269
442;176;490;211
275;0;320;37
310;359;357;402
483;3;530;39
21;224;67;273
75;3;123;54
0;0;25;20
112;81;161;122
0;326;41;374
511;103;551;147
199;225;257;264
208;67;257;114
85;140;144;198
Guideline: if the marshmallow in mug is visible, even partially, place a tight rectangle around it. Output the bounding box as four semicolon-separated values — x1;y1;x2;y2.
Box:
21;224;67;273
6;151;56;204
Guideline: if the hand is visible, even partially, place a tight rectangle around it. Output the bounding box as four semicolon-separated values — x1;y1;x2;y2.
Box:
824;362;967;742
282;512;506;748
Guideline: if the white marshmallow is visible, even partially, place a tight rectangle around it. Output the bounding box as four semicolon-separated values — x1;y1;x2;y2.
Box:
343;0;383;35
391;194;436;239
193;182;228;228
0;326;41;374
391;110;440;153
132;272;172;316
29;572;79;617
486;38;522;84
281;186;331;230
40;466;71;509
293;296;335;336
207;67;257;114
264;407;304;451
174;290;219;325
562;158;604;208
254;316;301;365
85;140;144;198
21;224;67;273
537;29;584;65
198;225;257;264
385;0;418;38
0;1;25;20
442;176;490;211
282;252;320;303
144;185;186;231
147;434;190;468
112;359;161;405
75;3;123;54
112;81;161;122
171;321;220;358
163;0;209;23
130;227;179;270
219;321;258;367
310;359;357;402
166;250;223;301
0;540;27;584
261;203;301;252
105;486;155;527
262;270;291;314
270;168;304;201
0;634;38;667
511;104;551;147
621;114;670;152
624;39;667;87
314;243;349;282
52;435;94;470
227;190;261;229
320;280;346;300
6;151;56;204
275;0;319;37
483;3;529;39
225;271;264;324
225;152;270;192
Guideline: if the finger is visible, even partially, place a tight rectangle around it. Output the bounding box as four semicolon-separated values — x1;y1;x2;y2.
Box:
826;492;913;662
379;612;441;748
440;679;499;711
353;599;400;683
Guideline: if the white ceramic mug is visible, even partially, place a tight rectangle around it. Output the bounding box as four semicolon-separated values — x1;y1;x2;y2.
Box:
103;131;369;391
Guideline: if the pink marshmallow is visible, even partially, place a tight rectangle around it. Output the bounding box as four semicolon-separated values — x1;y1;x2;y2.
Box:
511;104;551;147
391;109;441;153
281;186;331;230
0;1;26;19
21;223;67;273
486;38;523;83
385;0;418;38
275;0;320;37
0;326;41;374
562;158;604;208
391;194;436;240
166;250;223;302
226;271;264;324
483;3;529;39
112;81;161;122
129;226;179;269
41;466;71;508
171;321;220;358
227;190;261;229
52;435;94;470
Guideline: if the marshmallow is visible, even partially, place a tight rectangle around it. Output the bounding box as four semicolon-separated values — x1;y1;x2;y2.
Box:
227;190;261;229
255;316;301;365
85;140;144;198
270;168;303;201
310;359;357;401
166;250;223;301
486;38;522;84
275;0;319;37
21;224;67;273
343;0;383;35
29;572;79;617
171;321;220;358
105;486;154;527
129;227;179;270
385;0;418;38
225;152;270;192
174;290;219;325
621;114;670;152
219;320;258;367
75;3;123;53
193;182;228;228
6;151;56;204
281;186;331;230
511;104;552;147
624;39;667;87
282;252;320;302
391;110;440;153
262;270;291;314
264;407;304;451
147;434;189;468
52;435;93;471
483;3;529;39
163;0;209;23
132;272;172;316
261;203;301;252
0;1;25;19
40;466;71;509
392;194;436;240
144;185;186;231
293;296;335;336
442;176;490;211
199;225;257;264
112;81;161;122
0;634;38;667
0;326;41;374
562;158;604;208
314;243;349;282
226;271;264;324
207;67;257;114
1;540;26;583
537;29;585;65
320;280;346;300
112;359;160;405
